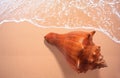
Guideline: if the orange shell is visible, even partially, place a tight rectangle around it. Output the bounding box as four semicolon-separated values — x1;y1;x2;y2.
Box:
44;31;107;73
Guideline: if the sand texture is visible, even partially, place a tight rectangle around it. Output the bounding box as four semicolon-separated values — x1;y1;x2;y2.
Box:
0;22;120;78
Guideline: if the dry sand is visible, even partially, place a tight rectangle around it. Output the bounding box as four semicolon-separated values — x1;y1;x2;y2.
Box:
0;22;120;78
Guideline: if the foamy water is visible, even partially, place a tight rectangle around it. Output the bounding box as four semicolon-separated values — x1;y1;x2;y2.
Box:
0;0;120;44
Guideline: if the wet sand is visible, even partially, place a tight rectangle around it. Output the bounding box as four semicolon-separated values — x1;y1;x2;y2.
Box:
0;22;120;78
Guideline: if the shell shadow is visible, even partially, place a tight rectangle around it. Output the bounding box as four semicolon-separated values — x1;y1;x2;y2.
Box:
44;40;100;78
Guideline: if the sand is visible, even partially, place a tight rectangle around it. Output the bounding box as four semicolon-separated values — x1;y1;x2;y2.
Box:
0;22;120;78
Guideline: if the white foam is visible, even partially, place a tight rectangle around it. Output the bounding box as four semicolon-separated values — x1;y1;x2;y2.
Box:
0;0;120;44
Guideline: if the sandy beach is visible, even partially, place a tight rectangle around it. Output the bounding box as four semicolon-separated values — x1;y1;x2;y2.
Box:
0;22;120;78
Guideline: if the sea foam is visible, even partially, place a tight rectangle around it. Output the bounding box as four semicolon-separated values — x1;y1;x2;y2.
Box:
0;0;120;43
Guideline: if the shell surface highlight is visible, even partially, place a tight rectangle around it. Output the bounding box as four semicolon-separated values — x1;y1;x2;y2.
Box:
44;31;107;73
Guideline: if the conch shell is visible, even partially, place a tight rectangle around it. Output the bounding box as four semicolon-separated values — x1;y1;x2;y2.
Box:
44;31;107;73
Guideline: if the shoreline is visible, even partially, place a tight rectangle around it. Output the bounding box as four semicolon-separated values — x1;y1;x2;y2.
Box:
0;21;120;44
